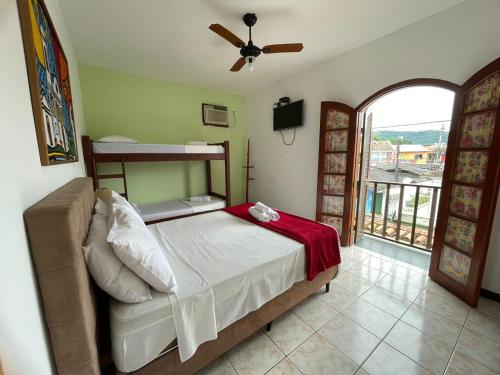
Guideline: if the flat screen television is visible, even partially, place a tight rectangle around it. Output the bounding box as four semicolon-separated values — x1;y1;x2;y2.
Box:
273;100;304;131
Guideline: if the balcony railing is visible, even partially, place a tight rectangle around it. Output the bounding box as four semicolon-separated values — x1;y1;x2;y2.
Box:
362;180;441;251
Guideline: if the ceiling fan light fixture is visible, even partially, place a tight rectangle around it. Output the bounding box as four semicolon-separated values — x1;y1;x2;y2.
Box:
245;56;255;72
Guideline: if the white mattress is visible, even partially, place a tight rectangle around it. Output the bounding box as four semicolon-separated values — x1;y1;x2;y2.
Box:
110;211;306;373
132;197;225;222
92;142;224;154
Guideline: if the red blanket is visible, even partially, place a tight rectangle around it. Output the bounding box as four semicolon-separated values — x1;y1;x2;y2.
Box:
224;203;341;281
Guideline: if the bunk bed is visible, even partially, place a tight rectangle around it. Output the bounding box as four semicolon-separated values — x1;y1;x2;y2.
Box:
82;136;231;223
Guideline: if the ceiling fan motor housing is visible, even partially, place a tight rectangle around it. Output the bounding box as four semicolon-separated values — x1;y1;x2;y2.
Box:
240;42;261;59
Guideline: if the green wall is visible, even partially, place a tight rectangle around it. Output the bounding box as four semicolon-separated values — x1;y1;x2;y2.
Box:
78;64;246;204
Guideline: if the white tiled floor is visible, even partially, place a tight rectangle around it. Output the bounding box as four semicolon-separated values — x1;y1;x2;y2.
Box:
198;245;500;375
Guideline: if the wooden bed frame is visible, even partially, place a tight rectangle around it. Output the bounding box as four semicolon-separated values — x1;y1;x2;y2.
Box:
81;136;232;206
24;178;338;375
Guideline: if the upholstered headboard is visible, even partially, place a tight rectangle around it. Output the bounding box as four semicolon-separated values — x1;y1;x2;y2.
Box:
24;178;101;375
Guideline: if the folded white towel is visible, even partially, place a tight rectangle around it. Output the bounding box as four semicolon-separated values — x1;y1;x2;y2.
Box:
255;202;280;221
249;206;270;222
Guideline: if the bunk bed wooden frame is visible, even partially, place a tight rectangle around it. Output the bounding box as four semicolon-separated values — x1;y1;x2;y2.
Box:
81;136;231;209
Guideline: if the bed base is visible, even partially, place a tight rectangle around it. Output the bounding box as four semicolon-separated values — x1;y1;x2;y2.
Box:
122;266;337;375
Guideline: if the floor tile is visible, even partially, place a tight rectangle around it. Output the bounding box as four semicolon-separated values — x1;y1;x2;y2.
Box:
289;333;358;375
341;246;371;263
361;286;412;318
348;262;387;283
362;341;431;375
318;313;380;365
355;369;369;375
414;290;470;325
332;272;373;296
338;259;354;273
456;327;500;370
197;355;237;375
265;312;314;355
265;358;301;375
401;304;462;347
387;265;429;288
385;321;453;374
445;351;499;375
318;283;357;311
361;255;395;273
376;274;424;301
355;236;431;271
476;297;500;321
356;237;395;253
293;295;338;330
466;309;500;344
342;299;398;338
227;332;284;375
425;281;464;303
393;254;430;272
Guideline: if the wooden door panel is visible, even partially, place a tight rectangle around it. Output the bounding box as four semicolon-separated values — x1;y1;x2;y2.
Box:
316;102;358;246
355;113;373;242
430;58;500;306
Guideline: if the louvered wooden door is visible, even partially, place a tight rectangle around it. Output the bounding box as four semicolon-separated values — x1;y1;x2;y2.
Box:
430;58;500;306
355;113;373;242
316;102;358;246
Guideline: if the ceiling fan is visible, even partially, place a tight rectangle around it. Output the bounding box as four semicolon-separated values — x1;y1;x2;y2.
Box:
209;13;303;72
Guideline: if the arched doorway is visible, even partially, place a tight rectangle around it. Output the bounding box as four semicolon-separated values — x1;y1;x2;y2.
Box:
354;81;458;257
317;58;500;306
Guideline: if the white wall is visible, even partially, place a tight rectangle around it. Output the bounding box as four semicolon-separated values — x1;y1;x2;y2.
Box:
247;0;500;292
0;0;87;373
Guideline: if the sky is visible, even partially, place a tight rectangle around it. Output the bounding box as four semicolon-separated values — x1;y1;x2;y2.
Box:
367;86;455;132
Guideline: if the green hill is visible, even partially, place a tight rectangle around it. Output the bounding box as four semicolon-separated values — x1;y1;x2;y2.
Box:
373;130;448;145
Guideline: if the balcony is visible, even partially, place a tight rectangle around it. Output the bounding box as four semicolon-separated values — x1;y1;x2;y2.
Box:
362;180;441;251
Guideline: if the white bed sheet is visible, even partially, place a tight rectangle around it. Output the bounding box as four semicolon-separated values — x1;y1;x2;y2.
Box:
110;211;306;373
92;142;224;154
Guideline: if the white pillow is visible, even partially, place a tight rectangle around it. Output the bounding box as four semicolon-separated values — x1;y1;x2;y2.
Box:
97;135;138;144
111;190;139;214
83;213;152;303
107;203;177;293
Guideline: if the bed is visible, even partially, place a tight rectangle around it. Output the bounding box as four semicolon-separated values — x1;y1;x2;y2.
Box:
23;178;338;375
82;135;231;211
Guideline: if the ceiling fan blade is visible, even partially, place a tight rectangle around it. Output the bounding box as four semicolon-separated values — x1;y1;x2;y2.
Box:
209;24;245;48
230;57;246;72
261;43;304;54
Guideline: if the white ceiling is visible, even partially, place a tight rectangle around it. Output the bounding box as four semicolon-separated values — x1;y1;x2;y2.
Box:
59;0;465;95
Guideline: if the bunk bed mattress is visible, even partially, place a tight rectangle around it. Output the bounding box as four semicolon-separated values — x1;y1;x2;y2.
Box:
92;142;224;154
110;211;306;373
132;200;193;222
132;197;225;222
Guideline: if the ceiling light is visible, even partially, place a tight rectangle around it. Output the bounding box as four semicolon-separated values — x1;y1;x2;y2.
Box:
245;56;255;72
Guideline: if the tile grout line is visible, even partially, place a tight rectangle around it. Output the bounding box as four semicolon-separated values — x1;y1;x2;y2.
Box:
354;272;431;374
441;308;471;375
313;254;397;373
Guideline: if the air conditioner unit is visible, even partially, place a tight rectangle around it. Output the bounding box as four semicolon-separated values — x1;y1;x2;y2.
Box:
202;104;229;127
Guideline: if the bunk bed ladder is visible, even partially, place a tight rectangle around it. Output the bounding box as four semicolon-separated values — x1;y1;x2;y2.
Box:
95;159;129;199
